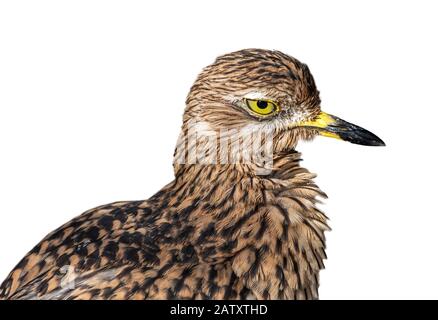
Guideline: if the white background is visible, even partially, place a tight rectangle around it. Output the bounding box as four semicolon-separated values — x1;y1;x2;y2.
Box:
0;1;437;299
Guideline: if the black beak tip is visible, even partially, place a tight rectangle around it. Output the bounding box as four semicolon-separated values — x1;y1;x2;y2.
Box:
372;137;386;147
337;128;386;147
365;139;386;147
361;131;386;147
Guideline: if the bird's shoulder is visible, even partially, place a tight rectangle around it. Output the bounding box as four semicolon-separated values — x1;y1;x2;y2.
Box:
0;200;160;299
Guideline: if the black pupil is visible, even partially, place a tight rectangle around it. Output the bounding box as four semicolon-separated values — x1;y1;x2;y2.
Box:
257;100;268;109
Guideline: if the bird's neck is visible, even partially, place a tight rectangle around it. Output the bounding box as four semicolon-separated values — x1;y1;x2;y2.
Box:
151;151;329;299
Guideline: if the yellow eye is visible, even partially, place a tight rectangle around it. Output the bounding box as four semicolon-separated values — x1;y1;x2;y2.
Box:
245;99;279;116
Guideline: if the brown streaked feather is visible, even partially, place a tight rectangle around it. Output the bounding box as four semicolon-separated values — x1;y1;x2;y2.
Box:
0;49;329;300
0;151;327;300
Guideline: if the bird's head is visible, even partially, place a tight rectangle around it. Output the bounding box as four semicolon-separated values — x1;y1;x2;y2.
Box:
175;49;384;172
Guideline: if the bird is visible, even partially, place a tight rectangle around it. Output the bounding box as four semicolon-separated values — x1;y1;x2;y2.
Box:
0;49;384;300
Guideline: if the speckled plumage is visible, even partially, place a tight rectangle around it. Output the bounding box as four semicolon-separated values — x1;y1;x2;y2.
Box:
0;49;382;300
0;154;328;300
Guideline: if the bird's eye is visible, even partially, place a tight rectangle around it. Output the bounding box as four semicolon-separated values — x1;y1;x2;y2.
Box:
245;99;279;116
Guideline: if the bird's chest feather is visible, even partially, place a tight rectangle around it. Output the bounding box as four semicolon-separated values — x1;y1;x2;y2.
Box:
0;158;328;300
227;182;329;300
158;158;329;300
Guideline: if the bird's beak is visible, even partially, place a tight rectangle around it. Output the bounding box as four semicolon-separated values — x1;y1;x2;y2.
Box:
298;111;385;146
